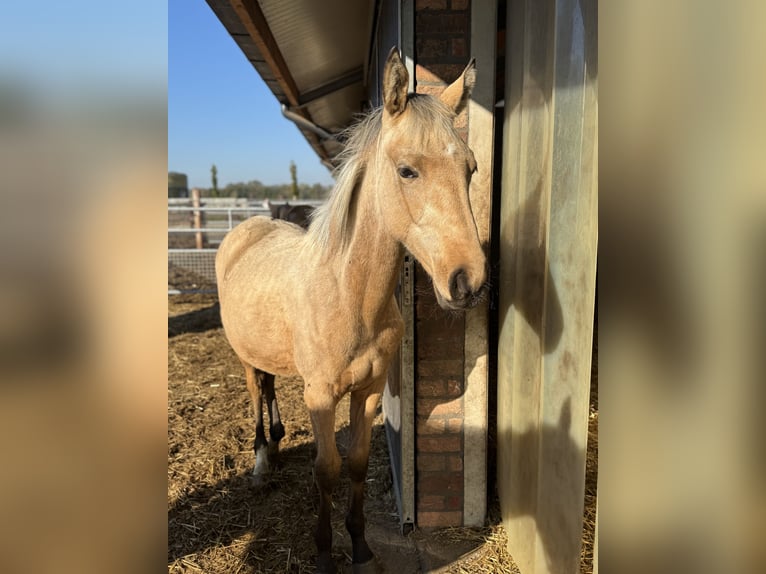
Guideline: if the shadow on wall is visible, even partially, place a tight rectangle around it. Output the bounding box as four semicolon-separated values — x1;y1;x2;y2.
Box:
495;174;564;355
498;397;586;573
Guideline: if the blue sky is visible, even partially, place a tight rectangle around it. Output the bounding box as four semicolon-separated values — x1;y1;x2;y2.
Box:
0;1;331;188
0;2;166;92
168;0;335;188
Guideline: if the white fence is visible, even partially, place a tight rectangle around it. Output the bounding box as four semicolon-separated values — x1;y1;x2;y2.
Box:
168;198;323;293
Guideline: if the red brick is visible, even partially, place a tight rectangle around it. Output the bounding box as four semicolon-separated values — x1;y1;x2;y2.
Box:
446;454;464;471
451;37;466;58
417;379;447;397
445;495;463;510
446;417;464;433
418;511;462;528
415;65;447;85
416;13;469;36
416;302;464;333
417;397;463;417
416;0;447;10
421;63;465;83
451;0;469;10
417;494;446;511
417;454;447;472
446;379;463;396
417;359;464;378
417;417;446;435
416;38;449;61
418;471;463;493
417;334;464;360
418;435;461;452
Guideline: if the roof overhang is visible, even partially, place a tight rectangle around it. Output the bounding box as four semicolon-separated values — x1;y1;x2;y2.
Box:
205;0;375;170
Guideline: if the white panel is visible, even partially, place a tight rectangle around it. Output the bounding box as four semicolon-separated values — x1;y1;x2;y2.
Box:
497;0;597;572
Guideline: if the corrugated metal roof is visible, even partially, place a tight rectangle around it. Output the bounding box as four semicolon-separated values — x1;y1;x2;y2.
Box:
205;0;373;169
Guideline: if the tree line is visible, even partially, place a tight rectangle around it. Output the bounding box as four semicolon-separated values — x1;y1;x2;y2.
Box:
169;162;333;200
200;179;332;200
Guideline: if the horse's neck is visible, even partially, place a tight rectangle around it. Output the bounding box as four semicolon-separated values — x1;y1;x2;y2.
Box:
335;177;402;324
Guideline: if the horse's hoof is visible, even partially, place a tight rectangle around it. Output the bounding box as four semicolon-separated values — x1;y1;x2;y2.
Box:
249;472;268;490
351;557;381;574
315;554;337;574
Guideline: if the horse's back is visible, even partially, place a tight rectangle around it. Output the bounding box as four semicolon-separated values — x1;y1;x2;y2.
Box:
215;216;303;285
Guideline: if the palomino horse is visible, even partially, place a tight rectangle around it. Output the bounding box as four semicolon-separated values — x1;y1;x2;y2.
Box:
216;48;486;573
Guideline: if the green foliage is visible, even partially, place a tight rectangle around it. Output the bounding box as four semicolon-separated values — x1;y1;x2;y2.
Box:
289;160;298;199
198;179;332;200
210;164;219;197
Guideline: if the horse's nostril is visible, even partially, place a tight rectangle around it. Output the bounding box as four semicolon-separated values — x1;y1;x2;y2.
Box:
449;268;472;301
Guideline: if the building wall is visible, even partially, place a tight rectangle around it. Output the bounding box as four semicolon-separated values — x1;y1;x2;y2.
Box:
413;0;474;529
372;0;496;531
414;264;467;527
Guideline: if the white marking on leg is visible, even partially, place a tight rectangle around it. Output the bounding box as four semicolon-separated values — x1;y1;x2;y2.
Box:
253;444;270;476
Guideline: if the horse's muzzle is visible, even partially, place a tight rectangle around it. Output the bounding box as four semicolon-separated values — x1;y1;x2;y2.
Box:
438;268;487;310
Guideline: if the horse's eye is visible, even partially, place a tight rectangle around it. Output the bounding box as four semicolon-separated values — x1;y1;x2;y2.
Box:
397;166;418;179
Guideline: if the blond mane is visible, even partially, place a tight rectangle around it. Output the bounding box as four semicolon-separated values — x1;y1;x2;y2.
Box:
306;94;460;257
305;108;382;255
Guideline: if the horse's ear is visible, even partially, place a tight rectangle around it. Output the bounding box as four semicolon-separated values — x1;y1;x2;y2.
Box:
382;47;409;117
439;58;476;116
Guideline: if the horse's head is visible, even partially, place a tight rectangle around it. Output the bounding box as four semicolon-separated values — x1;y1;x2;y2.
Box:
377;48;486;310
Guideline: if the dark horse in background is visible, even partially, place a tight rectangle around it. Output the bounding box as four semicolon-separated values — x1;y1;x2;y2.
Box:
264;199;315;229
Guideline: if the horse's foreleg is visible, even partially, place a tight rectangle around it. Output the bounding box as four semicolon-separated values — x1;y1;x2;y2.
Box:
261;372;285;461
243;363;269;488
307;398;341;574
346;381;385;572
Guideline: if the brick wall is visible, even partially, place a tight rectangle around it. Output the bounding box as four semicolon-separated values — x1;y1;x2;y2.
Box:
413;0;471;529
415;0;471;143
414;264;466;527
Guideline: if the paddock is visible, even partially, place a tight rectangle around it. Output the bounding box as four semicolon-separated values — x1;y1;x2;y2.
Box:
167;278;597;572
167;278;516;573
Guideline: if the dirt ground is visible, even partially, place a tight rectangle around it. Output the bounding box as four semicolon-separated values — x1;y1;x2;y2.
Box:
168;269;596;573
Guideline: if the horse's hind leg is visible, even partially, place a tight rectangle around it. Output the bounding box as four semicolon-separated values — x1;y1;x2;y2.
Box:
242;361;270;488
261;372;285;461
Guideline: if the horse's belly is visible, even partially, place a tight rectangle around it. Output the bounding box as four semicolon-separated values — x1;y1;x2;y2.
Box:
221;307;298;375
217;220;305;376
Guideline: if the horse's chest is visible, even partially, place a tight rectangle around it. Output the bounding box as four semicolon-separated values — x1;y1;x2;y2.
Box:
293;298;404;396
331;317;403;397
336;338;394;396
